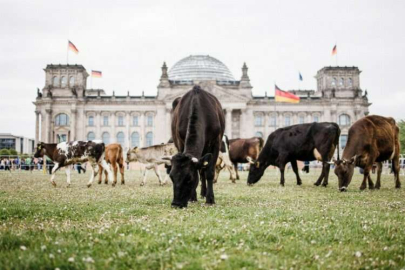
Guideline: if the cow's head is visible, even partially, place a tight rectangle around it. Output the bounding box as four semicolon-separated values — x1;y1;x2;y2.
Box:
164;153;212;208
334;155;357;191
126;147;139;163
247;159;266;185
34;142;46;158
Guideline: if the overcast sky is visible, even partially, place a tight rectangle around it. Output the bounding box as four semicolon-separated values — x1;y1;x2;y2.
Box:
1;0;404;138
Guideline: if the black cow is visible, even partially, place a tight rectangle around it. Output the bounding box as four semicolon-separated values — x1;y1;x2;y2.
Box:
247;122;340;186
34;140;112;187
164;85;225;208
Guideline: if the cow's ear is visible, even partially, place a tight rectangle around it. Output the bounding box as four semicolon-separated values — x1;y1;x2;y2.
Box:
198;154;213;168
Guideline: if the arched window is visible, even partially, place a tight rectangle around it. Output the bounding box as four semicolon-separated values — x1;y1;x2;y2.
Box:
102;132;110;144
53;76;59;86
255;132;263;138
88;116;94;126
269;114;277;127
298;115;305;124
284;115;291;126
348;78;353;87
339;78;344;86
61;76;67;87
118;116;124;126
69;76;75;86
313;115;320;123
331;78;337;87
132;116;139;126
117;132;125;147
340;135;348;149
146;132;153;146
255;114;263;127
338;114;351;126
55;114;69;126
87;132;96;141
131;132;140;147
146;114;153;127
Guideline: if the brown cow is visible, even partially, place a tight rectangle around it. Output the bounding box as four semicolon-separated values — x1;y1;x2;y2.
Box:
229;137;264;180
334;115;401;191
98;143;125;187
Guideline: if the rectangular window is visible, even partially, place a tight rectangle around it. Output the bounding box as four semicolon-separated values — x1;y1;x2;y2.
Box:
132;116;139;126
298;115;305;124
284;116;291;126
118;116;124;126
103;116;109;126
147;115;153;127
269;115;277;127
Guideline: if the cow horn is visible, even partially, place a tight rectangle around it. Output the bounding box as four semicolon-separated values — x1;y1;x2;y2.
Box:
246;156;255;164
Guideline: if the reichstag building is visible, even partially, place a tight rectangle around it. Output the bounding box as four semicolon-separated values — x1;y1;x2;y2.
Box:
33;55;370;152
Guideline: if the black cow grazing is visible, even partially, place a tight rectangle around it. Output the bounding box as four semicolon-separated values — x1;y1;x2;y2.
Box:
247;122;340;187
164;85;225;208
34;141;112;187
334;115;401;191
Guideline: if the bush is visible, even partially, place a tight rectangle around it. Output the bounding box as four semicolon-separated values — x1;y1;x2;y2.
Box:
0;149;10;156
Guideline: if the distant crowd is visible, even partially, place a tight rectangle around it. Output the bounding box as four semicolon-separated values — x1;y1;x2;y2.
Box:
0;157;86;174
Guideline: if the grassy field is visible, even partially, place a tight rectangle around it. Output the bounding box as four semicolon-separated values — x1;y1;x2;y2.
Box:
0;168;404;269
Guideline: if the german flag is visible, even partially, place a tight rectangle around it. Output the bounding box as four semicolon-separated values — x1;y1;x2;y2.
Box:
68;40;79;54
91;70;102;78
332;44;337;56
275;85;300;103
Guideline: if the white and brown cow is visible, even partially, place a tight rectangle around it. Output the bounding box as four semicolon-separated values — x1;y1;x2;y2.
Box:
126;143;178;186
34;141;112;188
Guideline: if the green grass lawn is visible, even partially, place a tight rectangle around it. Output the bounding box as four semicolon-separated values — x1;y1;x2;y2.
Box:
0;168;404;269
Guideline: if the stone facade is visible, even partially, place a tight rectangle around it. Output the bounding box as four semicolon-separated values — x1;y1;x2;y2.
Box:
33;56;370;153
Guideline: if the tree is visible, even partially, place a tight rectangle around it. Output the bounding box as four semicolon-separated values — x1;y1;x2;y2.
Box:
0;149;10;156
399;120;405;154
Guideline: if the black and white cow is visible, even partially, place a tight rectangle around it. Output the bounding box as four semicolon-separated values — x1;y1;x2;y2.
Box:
34;141;112;187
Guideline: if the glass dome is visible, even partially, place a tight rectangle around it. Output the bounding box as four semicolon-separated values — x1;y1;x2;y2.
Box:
168;55;235;81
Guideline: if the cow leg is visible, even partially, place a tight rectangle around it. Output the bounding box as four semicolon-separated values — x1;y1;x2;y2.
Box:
375;162;383;189
314;167;325;186
290;160;302;186
99;159;113;186
321;163;331;187
392;158;401;189
65;166;71;188
111;162;118;187
200;174;207;198
234;163;240;180
154;164;165;186
87;163;98;188
367;175;375;190
98;165;103;184
50;162;60;187
119;163;125;185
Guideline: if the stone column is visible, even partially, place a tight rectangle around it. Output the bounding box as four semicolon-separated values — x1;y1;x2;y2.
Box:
226;108;232;138
264;112;269;138
126;112;130;151
166;108;172;142
111;113;116;143
70;109;77;141
35;111;40;143
240;109;246;138
140;112;145;147
96;112;101;140
45;109;52;143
